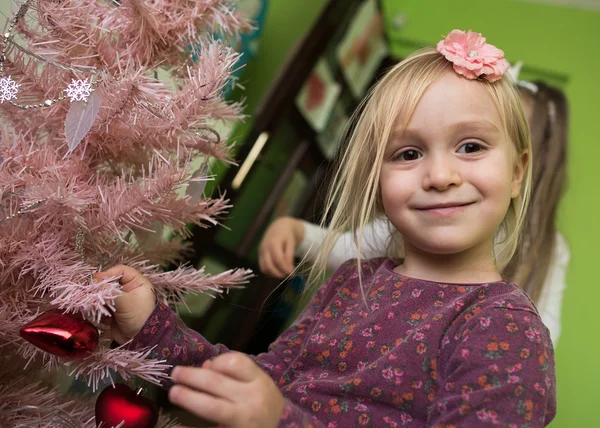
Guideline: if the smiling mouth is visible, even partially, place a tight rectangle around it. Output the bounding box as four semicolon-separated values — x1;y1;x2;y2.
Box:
415;202;475;215
416;202;474;210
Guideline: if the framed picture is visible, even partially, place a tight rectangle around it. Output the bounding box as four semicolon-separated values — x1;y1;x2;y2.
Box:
317;101;349;160
295;58;342;132
336;0;387;98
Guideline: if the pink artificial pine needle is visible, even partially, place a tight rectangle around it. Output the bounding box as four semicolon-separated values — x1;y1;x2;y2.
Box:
0;0;252;425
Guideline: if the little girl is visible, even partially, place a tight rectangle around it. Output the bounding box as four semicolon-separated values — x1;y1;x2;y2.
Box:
100;30;556;427
259;78;570;344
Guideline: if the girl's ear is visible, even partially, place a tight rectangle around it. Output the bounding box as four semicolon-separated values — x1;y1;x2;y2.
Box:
511;150;529;198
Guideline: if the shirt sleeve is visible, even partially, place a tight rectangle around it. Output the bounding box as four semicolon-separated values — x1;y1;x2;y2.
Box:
535;231;570;345
295;220;327;262
429;304;557;427
126;261;352;391
126;300;231;388
296;218;392;271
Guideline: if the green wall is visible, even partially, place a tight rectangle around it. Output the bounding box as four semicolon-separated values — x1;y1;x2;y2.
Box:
227;0;329;142
381;0;599;426
204;0;329;196
0;0;11;16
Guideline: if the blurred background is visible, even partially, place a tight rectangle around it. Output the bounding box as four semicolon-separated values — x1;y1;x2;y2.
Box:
1;0;598;426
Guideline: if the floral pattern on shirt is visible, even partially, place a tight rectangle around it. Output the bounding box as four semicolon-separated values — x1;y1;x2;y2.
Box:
128;258;556;427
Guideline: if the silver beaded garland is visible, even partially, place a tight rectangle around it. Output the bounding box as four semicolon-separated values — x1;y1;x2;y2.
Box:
0;0;98;110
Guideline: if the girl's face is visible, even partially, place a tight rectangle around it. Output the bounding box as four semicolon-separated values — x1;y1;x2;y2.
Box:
380;71;528;258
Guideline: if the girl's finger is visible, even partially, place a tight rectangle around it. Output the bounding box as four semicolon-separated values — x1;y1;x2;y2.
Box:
171;366;242;401
97;265;136;283
281;239;296;274
97;265;150;292
168;384;237;427
261;250;285;279
271;248;291;279
209;352;259;382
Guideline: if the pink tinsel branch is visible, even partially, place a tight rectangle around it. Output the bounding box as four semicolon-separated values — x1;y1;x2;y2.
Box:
42;276;122;323
131;231;192;267
89;160;233;237
143;264;254;307
156;413;182;428
0;376;179;427
65;345;171;391
3;4;246;162
0;379;94;428
0;0;253;418
0;293;46;343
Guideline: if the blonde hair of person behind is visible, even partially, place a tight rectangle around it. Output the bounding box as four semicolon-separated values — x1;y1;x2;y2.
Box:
503;82;569;303
306;47;533;296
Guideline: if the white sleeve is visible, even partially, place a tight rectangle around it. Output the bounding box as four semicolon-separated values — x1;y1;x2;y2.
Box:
295;217;393;271
295;221;327;261
536;232;570;346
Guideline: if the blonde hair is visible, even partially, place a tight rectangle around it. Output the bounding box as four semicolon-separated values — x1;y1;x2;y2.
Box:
307;47;532;292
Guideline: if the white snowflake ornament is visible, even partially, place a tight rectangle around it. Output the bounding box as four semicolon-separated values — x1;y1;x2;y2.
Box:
0;75;21;103
64;78;93;102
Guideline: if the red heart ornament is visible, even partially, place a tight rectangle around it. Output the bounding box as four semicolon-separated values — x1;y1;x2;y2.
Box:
95;384;158;428
19;309;99;358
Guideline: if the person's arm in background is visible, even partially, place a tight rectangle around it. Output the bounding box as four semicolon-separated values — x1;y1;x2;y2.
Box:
297;217;393;271
535;232;570;345
258;216;393;278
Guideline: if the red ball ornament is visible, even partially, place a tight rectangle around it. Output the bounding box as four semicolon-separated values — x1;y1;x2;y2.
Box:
19;309;99;358
95;384;158;428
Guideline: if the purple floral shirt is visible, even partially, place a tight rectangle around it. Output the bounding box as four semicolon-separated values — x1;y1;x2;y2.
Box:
129;258;556;427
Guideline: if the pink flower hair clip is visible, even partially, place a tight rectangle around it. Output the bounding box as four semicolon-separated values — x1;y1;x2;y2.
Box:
436;29;510;82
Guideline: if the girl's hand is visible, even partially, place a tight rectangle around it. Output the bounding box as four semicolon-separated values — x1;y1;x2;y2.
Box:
169;352;285;428
95;265;156;345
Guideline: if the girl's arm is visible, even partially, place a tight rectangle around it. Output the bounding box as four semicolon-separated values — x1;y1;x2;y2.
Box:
296;217;392;271
535;231;570;345
429;304;556;427
126;261;353;390
126;300;230;389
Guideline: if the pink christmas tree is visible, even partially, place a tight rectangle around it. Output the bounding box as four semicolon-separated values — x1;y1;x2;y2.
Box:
0;0;252;425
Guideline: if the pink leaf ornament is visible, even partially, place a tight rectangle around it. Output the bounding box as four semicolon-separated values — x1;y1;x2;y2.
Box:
64;91;102;153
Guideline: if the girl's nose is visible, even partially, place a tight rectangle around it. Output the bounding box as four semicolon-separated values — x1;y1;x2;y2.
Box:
422;154;462;191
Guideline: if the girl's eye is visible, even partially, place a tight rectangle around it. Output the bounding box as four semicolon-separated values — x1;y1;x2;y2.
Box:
396;149;422;161
458;142;483;154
